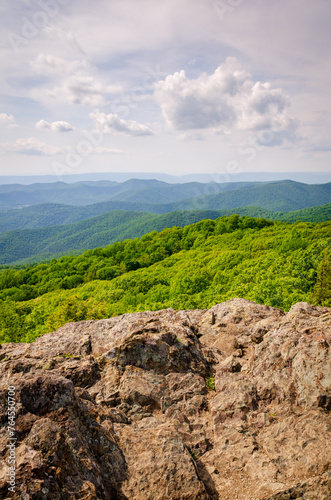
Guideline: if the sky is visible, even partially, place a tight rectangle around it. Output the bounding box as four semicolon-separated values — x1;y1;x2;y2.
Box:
0;0;330;179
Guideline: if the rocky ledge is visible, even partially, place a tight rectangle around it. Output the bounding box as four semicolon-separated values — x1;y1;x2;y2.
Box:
0;298;330;499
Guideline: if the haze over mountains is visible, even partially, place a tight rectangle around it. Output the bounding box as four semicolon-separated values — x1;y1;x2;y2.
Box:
0;179;261;210
0;179;330;211
1;171;331;186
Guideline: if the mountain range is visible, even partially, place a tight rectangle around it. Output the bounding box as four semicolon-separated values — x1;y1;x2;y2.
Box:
0;179;260;210
0;203;330;266
0;170;330;185
0;201;330;234
0;179;330;212
0;178;330;265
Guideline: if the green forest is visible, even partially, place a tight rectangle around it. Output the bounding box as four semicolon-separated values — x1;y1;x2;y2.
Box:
1;203;331;266
0;214;330;344
0;201;330;234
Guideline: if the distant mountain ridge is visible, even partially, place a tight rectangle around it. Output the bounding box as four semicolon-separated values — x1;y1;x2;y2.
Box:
0;170;330;185
0;179;262;210
0;179;330;212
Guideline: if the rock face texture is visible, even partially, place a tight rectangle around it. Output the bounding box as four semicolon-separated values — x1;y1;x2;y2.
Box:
0;299;330;499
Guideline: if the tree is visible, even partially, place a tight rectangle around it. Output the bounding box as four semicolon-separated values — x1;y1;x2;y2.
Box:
312;250;331;306
97;267;118;280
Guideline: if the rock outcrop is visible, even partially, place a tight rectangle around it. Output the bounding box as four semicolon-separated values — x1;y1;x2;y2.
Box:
0;299;330;499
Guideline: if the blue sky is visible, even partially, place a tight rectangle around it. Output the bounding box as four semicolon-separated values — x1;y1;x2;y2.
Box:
0;0;330;178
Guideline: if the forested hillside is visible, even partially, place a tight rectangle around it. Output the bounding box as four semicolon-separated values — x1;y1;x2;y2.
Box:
1;204;331;266
0;215;330;344
1;200;330;234
176;180;331;212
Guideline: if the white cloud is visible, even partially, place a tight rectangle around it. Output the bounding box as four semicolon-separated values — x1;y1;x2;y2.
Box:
154;58;299;144
90;111;153;136
0;113;18;128
0;113;14;123
48;76;107;107
1;138;63;156
93;147;123;154
30;54;122;107
31;54;89;76
0;137;123;158
47;75;122;107
36;119;75;132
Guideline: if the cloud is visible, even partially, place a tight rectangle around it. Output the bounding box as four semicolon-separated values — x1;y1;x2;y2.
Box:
31;54;89;76
1;138;63;156
0;113;18;128
30;54;122;107
93;147;123;154
0;113;14;124
90;111;153;136
48;76;107;107
46;76;122;107
154;58;298;144
0;138;123;157
36;119;75;132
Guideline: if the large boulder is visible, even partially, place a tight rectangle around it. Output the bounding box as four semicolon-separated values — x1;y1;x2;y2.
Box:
0;299;330;499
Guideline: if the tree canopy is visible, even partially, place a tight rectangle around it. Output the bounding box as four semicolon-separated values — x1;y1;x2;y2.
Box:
0;215;330;344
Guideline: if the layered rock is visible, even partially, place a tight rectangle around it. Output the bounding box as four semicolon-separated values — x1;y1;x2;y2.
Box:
0;299;330;499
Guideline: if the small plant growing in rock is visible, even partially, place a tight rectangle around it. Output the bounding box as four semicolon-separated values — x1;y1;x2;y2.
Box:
63;353;74;358
189;448;198;460
205;375;215;391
